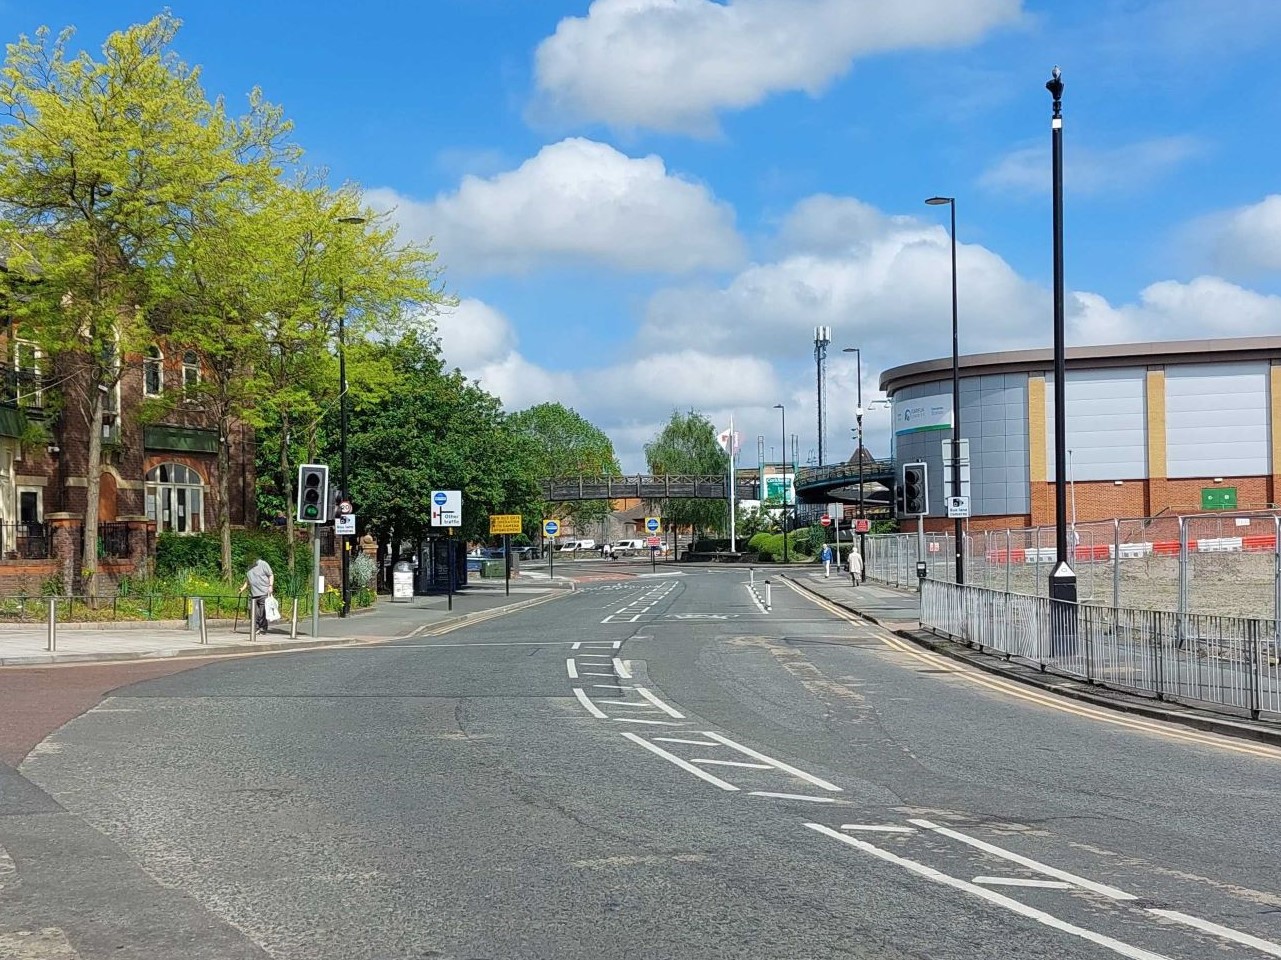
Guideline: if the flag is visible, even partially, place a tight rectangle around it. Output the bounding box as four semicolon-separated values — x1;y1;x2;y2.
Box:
716;427;741;455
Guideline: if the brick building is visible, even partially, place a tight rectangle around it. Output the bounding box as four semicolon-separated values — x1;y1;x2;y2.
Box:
0;332;257;591
880;337;1281;531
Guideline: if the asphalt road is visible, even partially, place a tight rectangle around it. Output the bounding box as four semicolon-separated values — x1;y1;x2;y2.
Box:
2;564;1280;959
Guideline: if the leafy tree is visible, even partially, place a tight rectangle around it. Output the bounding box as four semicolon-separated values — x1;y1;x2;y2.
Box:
507;402;620;532
340;331;541;553
0;13;291;591
644;409;729;537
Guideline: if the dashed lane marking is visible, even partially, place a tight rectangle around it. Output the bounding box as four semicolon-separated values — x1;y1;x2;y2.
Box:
620;733;739;791
689;758;773;769
634;686;685;718
572;688;607;719
612;657;632;679
702;731;842;792
974;877;1074;890
565;659;578;679
751;792;839;803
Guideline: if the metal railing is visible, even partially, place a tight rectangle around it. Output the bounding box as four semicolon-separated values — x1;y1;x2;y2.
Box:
921;579;1281;720
0;592;322;624
0;363;47;412
0;521;52;560
98;522;131;559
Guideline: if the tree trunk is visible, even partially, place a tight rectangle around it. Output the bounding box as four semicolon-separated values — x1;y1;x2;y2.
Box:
280;411;296;575
217;413;233;581
81;385;105;596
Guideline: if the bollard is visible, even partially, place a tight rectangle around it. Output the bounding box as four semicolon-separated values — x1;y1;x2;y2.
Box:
250;597;258;643
290;597;299;640
749;567;755;586
195;597;208;645
46;597;56;652
764;579;772;610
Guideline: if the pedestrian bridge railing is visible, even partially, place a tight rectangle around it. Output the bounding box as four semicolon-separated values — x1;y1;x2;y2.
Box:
921;580;1281;721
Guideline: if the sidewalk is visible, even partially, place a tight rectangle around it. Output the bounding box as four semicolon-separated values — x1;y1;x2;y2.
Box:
789;570;1281;748
0;579;568;666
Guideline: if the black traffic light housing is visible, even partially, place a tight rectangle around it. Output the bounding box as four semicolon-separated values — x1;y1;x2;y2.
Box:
296;464;330;524
902;462;928;516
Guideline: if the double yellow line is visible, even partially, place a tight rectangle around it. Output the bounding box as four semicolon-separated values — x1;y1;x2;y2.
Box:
788;580;1281;762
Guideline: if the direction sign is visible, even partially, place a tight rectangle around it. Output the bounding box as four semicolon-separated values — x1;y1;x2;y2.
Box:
854;518;871;534
489;514;523;535
543;519;560;538
334;514;356;536
820;515;831;527
645;517;661;534
430;490;462;527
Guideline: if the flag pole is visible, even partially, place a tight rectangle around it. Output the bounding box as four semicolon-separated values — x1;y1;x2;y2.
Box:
728;415;737;553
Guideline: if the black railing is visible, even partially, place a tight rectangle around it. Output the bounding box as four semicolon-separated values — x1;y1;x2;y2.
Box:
0;521;51;560
318;525;336;556
0;364;47;412
98;522;131;559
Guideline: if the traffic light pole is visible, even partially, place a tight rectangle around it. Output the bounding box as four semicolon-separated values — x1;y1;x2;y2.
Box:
311;533;321;639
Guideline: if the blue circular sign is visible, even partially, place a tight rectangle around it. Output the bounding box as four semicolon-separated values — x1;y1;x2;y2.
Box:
433;492;447;505
544;520;559;536
646;518;660;533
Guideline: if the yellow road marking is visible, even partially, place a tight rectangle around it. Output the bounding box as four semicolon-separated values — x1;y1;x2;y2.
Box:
785;579;1281;762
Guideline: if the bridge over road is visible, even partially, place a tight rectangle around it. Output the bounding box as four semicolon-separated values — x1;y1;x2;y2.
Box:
542;475;761;502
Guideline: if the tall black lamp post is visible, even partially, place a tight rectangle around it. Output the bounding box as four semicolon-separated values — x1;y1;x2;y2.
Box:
842;347;866;580
336;215;366;618
1046;66;1077;614
925;195;964;585
774;403;788;564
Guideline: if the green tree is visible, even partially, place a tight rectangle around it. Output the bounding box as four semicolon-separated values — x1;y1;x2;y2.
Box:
341;332;540;552
507;402;621;533
0;13;291;590
644;409;729;537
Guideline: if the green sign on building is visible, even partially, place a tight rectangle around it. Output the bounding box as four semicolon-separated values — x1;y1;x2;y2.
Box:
1201;487;1237;511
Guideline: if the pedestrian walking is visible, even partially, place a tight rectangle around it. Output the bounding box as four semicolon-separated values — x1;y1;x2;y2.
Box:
848;546;864;586
820;543;833;578
239;556;275;633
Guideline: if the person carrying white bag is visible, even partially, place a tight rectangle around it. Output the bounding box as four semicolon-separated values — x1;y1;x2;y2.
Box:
239;557;276;633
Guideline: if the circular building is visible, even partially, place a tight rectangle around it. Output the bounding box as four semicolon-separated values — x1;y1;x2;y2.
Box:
879;336;1281;529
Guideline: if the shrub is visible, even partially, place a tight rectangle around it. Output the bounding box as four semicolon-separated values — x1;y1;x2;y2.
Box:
156;529;295;581
349;553;377;590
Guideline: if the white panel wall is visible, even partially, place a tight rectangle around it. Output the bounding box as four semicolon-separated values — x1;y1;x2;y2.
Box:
1045;368;1147;481
1166;362;1269;478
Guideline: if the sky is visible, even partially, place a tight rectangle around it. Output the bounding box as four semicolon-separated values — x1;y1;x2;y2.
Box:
9;0;1281;471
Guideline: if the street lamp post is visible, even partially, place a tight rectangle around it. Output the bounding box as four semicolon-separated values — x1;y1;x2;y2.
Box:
925;195;964;585
843;347;866;581
1046;66;1078;617
336;215;366;618
774;403;788;564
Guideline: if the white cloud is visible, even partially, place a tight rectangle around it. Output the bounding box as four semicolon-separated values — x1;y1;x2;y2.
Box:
367;138;744;276
1069;276;1281;344
980;136;1206;197
435;298;516;370
1195;194;1281;276
533;0;1024;134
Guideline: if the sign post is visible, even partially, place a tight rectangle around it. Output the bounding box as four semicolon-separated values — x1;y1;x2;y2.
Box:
646;518;662;571
543;519;560;578
490;515;523;597
432;491;463;608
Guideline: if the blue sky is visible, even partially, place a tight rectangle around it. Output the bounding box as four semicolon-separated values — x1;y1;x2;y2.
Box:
10;1;1281;469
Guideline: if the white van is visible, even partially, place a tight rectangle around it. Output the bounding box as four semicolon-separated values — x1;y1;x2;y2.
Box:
557;538;596;552
614;538;647;553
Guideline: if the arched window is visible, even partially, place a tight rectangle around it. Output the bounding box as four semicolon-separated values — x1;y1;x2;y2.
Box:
143;345;163;396
182;350;200;390
144;463;204;534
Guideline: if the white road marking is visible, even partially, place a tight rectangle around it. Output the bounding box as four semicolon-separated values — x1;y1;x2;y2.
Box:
571;642;582;650
806;824;1173;960
841;825;917;834
973;877;1073;890
749;792;839;803
620;732;739;791
701;732;842;792
604;701;662;710
690;758;774;769
578;655;612;660
744;583;768;614
1147;909;1281;957
610;717;685;726
908;819;1136;901
582;672;617;677
601;616;616;623
612;640;622;649
592;683;627;690
653;737;720;747
634;687;685;718
613;657;632;679
572;688;608;719
566;659;578;679
581;643;616;648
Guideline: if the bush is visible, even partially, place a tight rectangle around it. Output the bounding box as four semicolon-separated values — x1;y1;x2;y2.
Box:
349;553;377;590
747;531;811;562
156;529;295;582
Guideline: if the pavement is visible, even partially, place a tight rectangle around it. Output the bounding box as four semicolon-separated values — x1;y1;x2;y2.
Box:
790;568;1281;747
0;578;571;666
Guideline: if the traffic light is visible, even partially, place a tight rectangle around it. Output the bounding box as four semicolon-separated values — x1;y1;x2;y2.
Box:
894;482;906;517
296;464;330;523
902;462;928;516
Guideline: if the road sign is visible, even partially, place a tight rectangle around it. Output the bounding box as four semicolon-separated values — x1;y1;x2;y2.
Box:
820;515;831;527
489;514;522;535
647;536;661;548
543;519;560;538
431;490;462;527
854;518;871;534
337;500;353;516
645;517;661;534
945;495;971;519
334;514;356;535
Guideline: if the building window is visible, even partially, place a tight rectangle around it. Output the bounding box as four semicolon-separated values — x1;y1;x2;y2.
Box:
102;330;121;441
144;345;163;396
182;350;200;390
13;339;42;407
145;462;204;534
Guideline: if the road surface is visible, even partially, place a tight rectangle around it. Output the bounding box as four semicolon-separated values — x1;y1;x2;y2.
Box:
1;564;1278;959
